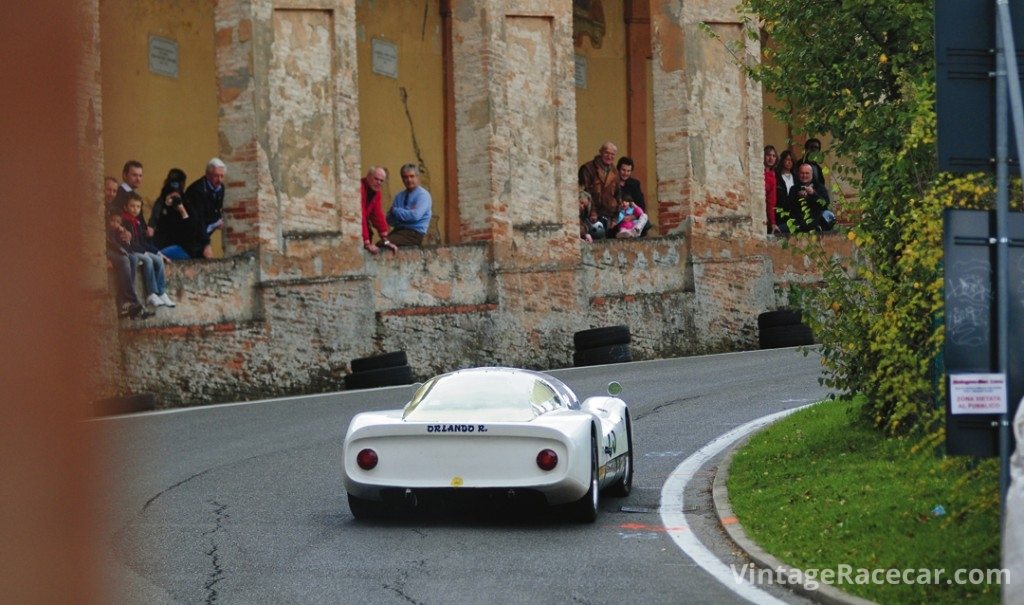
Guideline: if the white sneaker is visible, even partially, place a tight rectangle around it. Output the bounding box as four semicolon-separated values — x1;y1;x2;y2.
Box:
147;293;164;307
160;292;176;307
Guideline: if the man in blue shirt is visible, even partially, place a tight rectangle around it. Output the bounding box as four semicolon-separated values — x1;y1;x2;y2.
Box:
385;163;432;247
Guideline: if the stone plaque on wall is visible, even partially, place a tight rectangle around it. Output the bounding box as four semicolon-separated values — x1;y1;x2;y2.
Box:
574;54;587;89
148;35;179;78
372;38;398;78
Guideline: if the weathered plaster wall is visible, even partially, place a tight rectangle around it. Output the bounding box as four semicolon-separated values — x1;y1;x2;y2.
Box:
650;0;762;237
214;0;262;257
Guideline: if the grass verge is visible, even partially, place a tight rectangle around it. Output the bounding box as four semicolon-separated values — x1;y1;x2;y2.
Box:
728;397;1001;604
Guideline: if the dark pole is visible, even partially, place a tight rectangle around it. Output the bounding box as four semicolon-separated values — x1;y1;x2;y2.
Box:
995;0;1023;524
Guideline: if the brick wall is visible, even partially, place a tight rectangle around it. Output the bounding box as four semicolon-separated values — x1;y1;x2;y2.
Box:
79;0;126;398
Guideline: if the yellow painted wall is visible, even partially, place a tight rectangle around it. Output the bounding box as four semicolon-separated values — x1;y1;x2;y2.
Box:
356;0;446;243
99;0;220;254
574;0;628;176
762;89;792;154
574;1;659;229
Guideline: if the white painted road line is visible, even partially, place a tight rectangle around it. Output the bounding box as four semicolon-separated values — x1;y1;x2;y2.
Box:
659;405;813;604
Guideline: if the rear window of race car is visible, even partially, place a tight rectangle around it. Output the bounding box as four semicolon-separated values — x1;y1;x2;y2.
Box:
402;371;565;422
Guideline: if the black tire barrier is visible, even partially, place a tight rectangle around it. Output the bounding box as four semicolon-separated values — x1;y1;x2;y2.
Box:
344;364;415;390
350;351;408;373
757;308;803;330
573;343;633;367
93;392;157;416
758;323;815;349
573;325;631;350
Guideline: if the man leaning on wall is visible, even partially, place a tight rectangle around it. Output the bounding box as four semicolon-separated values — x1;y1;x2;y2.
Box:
384;163;432;248
360;166;397;255
183;158;227;259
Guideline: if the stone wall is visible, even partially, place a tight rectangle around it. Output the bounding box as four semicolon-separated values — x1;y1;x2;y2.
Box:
111;232;852;406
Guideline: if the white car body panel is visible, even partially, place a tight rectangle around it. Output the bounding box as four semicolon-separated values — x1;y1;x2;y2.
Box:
342;367;631;507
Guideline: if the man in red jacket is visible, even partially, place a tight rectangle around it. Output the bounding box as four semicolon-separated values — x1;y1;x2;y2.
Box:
361;166;397;254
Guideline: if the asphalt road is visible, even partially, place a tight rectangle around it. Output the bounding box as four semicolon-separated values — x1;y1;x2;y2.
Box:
94;348;831;604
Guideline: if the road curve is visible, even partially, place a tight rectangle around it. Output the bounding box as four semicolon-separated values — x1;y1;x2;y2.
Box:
94;348;830;604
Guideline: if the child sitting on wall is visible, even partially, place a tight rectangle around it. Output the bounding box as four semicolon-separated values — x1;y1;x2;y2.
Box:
578;190;599;242
611;194;647;238
106;208;152;319
122;192;176;308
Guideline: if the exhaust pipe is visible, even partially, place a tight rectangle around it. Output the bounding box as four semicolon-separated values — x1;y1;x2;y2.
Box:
404;488;418;508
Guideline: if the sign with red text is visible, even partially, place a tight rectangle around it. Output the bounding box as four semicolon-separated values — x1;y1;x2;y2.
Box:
950;373;1009;415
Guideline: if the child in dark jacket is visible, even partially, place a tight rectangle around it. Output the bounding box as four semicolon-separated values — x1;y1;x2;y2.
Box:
106;208;150;318
122;192;176;308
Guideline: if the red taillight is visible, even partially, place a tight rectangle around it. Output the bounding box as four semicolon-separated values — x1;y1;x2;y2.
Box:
356;448;378;470
536;449;558;471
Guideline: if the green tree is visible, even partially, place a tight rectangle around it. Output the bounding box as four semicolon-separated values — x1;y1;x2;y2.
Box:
736;0;1014;438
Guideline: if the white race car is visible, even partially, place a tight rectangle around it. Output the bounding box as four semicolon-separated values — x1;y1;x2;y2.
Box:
342;367;634;522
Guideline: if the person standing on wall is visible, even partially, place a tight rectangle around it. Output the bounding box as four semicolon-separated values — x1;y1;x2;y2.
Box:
384;163;432;248
360;166;397;254
183;158;227;259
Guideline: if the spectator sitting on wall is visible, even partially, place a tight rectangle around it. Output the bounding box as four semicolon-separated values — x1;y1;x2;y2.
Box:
361;166;397;254
105;206;151;319
774;150;796;232
611;193;647;239
615;156;646;211
763;145;780;235
104;175;119;209
800;138;830;196
578;190;595;243
111;159;155;240
615;156;652;236
151;167;207;260
384;163;432;248
782;163;833;233
150;168;189;230
183;158;227;259
122;192;176;308
151;168;198;260
578;141;619;225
